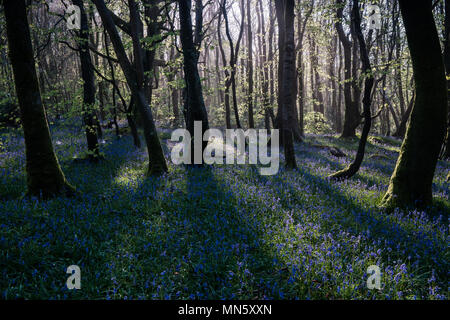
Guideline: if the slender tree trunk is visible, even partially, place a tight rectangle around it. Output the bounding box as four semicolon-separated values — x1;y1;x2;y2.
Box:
329;35;338;131
168;44;180;127
73;0;101;162
247;0;254;128
310;35;324;114
217;9;231;129
295;1;313;137
4;0;75;198
336;41;343;133
381;0;447;209
267;1;276;128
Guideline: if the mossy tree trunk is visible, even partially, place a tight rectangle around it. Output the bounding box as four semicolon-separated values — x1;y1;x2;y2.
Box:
4;0;75;198
381;0;447;209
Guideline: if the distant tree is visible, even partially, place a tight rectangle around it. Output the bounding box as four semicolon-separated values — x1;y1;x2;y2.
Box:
381;0;447;209
3;0;75;198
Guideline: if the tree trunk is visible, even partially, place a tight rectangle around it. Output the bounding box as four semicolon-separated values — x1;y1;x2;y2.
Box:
217;9;231;129
221;0;245;129
178;0;210;163
247;0;254;129
335;0;359;138
442;0;450;158
3;0;75;198
257;0;270;130
168;45;180;127
275;0;302;143
381;0;447;209
73;0;101;162
277;0;297;169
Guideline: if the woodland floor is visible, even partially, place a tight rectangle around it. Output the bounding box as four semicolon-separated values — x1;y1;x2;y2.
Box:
0;123;448;299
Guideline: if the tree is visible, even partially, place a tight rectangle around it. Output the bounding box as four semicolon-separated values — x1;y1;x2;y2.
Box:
329;0;374;180
72;0;101;162
275;0;302;142
296;0;314;137
381;0;447;209
246;0;254;129
92;0;168;175
335;0;360;138
220;0;245;129
3;0;75;198
277;0;297;169
178;0;210;164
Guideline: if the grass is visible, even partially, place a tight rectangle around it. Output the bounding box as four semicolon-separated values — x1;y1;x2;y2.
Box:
0;125;448;300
